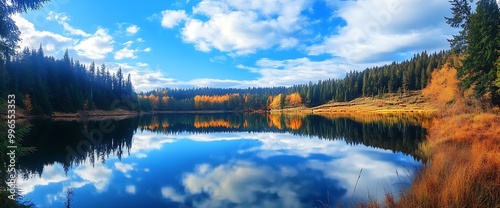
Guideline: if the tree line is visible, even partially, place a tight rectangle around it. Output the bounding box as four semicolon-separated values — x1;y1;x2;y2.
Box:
138;50;449;111
0;46;138;115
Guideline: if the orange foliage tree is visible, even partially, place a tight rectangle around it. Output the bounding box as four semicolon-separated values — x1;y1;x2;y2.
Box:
148;93;159;110
285;92;302;107
194;94;239;109
422;64;461;109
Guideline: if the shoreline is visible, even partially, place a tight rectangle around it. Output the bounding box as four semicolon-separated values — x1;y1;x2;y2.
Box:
272;91;438;115
2;91;438;120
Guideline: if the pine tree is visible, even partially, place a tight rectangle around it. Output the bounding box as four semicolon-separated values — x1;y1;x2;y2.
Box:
445;0;474;54
116;67;123;94
459;0;500;99
495;52;500;93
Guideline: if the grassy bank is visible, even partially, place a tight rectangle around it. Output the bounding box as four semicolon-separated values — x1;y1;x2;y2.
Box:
273;90;438;114
391;110;500;207
369;64;500;207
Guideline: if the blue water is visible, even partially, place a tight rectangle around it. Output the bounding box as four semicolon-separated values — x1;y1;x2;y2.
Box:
16;114;423;207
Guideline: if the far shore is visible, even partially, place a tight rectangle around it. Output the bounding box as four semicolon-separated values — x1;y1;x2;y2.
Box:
272;91;438;115
1;91;438;121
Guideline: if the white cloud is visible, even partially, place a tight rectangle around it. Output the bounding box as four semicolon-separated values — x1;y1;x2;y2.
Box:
123;40;134;47
180;161;309;208
177;57;380;88
73;162;112;192
137;38;145;42
161;10;188;28
161;0;311;55
279;38;299;49
109;55;379;90
307;0;454;63
108;62;177;92
136;62;149;67
47;12;90;37
115;47;137;60
209;55;227;63
126;25;140;35
74;28;114;61
114;162;134;178
16;164;68;194
12;14;73;57
14;13;113;62
161;186;185;202
126;185;136;194
114;42;150;60
130;131;419;204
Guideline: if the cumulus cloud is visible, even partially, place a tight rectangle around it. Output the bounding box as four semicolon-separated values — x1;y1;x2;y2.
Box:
136;62;148;67
161;186;185;202
16;164;68;194
139;131;419;204
114;162;134;178
161;0;311;55
108;62;178;92
161;10;188;28
179;57;380;88
179;161;310;208
126;185;136;194
114;41;150;60
126;25;140;35
14;13;115;63
73;28;114;61
12;14;73;57
148;0;457;88
73;162;112;192
47;12;90;37
307;0;454;63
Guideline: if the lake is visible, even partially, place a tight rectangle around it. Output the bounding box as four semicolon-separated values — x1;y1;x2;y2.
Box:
16;113;426;207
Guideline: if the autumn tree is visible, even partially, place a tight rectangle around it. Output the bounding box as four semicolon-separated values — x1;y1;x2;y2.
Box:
285;92;302;107
269;94;283;109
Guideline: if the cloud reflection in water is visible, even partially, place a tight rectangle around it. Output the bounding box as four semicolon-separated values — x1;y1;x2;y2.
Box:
18;130;420;207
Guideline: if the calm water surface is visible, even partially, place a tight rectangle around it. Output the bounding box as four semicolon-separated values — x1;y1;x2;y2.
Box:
17;113;426;207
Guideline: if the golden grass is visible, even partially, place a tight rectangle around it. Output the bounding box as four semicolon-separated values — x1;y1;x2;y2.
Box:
393;112;500;208
274;91;438;115
376;64;500;208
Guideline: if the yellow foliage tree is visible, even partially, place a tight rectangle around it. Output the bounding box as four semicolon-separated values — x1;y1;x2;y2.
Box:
269;94;282;109
422;64;467;114
161;96;168;106
285;92;302;107
148;93;159;110
194;94;239;109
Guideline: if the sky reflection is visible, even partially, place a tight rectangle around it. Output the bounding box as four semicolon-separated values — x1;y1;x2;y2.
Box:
18;130;421;207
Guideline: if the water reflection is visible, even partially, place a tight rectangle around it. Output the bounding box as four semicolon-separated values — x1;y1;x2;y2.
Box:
17;113;426;207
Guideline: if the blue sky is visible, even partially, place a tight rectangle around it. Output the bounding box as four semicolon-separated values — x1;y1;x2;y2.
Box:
14;0;455;92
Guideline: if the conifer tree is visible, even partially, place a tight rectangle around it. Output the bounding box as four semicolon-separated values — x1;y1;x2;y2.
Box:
445;0;474;54
459;0;500;99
